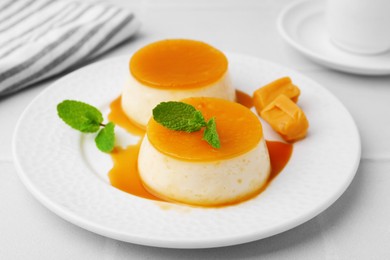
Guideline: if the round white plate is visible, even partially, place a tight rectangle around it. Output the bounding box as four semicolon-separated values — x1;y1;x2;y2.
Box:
13;53;360;248
278;0;390;75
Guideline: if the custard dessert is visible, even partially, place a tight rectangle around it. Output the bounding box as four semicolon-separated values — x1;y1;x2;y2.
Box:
121;39;236;127
138;97;270;206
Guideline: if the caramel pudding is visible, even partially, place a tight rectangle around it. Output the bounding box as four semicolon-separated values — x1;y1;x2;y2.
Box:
121;39;236;127
138;97;271;206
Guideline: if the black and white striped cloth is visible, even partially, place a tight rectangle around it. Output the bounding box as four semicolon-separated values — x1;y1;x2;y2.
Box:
0;0;140;96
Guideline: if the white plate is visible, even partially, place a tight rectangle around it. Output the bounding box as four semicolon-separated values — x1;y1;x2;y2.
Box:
277;0;390;75
13;53;360;248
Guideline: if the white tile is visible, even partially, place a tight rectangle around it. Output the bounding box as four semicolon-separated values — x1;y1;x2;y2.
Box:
314;160;390;259
0;162;108;260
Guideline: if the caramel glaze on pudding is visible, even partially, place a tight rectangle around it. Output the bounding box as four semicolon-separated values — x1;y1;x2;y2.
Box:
138;97;271;207
121;39;236;127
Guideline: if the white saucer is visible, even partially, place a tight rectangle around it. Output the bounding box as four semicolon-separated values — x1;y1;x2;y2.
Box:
278;0;390;75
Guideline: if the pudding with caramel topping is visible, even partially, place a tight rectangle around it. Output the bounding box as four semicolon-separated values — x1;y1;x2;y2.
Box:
138;97;271;207
121;39;235;127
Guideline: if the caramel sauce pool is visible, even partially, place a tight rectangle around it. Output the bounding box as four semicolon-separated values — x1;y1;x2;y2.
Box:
108;143;163;201
107;93;292;206
108;96;145;136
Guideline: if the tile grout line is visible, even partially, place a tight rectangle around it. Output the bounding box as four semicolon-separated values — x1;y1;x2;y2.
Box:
360;157;390;163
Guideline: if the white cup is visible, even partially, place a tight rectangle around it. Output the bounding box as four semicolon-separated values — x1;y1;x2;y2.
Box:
327;0;390;55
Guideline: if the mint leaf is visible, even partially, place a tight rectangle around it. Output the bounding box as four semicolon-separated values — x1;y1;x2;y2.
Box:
95;122;115;153
153;101;206;132
57;100;103;133
203;118;220;149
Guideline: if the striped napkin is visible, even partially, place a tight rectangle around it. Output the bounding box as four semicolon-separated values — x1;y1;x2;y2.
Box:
0;0;140;96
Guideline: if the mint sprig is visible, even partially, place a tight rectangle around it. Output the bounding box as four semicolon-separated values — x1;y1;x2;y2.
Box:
57;100;115;153
152;102;221;149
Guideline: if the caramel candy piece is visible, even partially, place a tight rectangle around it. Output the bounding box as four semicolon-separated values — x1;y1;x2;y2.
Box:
253;77;300;115
261;95;309;142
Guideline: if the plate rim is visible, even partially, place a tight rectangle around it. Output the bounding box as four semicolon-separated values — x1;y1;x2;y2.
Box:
12;53;361;248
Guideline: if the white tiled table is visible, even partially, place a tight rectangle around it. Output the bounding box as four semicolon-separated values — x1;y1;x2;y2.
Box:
1;0;390;259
